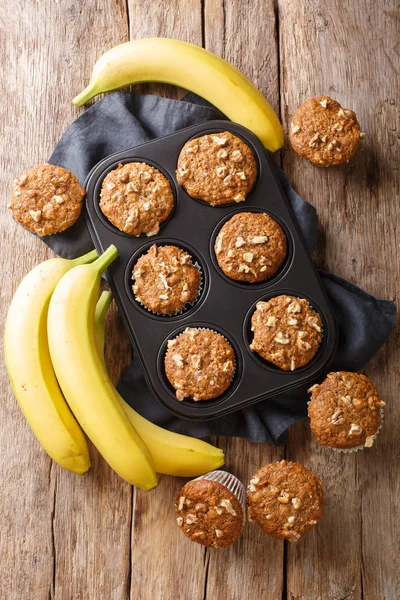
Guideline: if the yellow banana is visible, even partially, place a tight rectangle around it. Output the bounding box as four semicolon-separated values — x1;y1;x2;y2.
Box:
47;245;157;490
72;38;284;152
95;291;225;477
4;250;98;474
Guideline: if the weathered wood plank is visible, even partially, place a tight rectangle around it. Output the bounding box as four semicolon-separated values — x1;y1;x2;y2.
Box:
279;1;399;598
0;1;134;599
203;1;285;598
126;3;207;599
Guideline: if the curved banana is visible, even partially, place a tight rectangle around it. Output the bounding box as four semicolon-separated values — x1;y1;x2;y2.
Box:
47;245;157;490
4;250;98;474
72;38;284;152
95;291;225;477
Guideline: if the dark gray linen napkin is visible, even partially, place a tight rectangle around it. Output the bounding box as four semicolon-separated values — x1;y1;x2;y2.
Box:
46;91;395;444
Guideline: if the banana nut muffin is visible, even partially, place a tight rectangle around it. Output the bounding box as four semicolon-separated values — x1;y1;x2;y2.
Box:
176;131;257;206
308;371;385;449
250;295;323;370
132;244;201;315
289;96;363;167
247;460;324;542
214;211;287;282
165;327;235;401
175;478;244;548
100;162;174;236
9;164;85;236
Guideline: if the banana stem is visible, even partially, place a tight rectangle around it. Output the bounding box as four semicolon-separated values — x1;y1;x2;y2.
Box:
73;84;97;107
92;245;118;274
70;248;98;266
95;291;113;355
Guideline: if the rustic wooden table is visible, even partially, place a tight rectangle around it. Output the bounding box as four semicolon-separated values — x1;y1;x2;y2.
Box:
1;1;399;599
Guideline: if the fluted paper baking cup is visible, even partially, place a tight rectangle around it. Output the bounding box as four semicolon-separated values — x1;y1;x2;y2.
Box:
193;470;246;525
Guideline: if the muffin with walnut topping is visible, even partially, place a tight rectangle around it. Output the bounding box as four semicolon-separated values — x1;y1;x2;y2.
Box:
247;460;324;542
308;371;385;450
250;295;323;371
132;244;201;315
176;131;257;206
289;96;363;167
214;211;287;282
175;470;245;548
165;327;235;401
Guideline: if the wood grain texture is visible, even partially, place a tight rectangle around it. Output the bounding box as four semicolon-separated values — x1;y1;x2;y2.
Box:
0;0;398;599
279;0;399;598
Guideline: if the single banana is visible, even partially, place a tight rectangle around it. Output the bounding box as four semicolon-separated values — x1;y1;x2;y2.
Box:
95;291;225;477
4;250;98;474
47;245;157;490
72;38;284;152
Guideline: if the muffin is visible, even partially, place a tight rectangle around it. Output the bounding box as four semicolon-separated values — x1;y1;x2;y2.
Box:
250;295;323;370
175;470;245;548
99;162;174;236
247;460;324;542
176;131;257;206
289;96;363;166
308;372;385;450
132;244;201;315
214;212;287;282
8;164;85;236
165;327;235;401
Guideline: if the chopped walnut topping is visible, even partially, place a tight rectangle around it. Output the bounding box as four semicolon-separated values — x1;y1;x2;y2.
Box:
142;171;152;183
275;332;290;344
215;235;224;254
308;384;320;393
192;531;206;539
186;144;199;153
215;529;223;538
178;167;189;177
338;108;352;119
231;150;243;162
278;495;289;505
216;166;227;178
176;517;183;527
359;132;366;139
227;249;234;258
234;193;245;203
212;135;227;146
291;123;301;133
236;171;246;180
29;209;42;222
352;398;365;409
266;316;278;327
178;496;185;511
214;506;223;515
185;514;197;525
235;236;246;248
217;148;228;159
167;339;177;348
52;194;65;204
319;99;330;108
349;423;363;436
172;354;184;368
256;301;268;311
159;293;169;300
223;174;232;185
331;409;345;425
309;133;320;148
220;499;236;516
319;135;327;142
290;358;296;371
288;318;298;326
238;264;250;273
342;395;352;407
292;497;301;509
308;317;322;332
251;235;268;244
287;302;301;314
243;252;254;263
287;516;295;525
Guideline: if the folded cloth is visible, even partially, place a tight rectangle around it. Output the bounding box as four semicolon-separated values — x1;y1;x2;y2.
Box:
45;91;395;444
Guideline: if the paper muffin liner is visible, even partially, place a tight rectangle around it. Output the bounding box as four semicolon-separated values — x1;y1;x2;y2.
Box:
166;326;237;401
307;399;384;453
193;470;246;526
132;253;203;317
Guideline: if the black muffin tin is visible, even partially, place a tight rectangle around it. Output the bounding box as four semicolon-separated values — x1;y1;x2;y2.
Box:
85;120;337;420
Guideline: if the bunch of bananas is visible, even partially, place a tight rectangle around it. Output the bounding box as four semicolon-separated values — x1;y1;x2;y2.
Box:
4;246;224;490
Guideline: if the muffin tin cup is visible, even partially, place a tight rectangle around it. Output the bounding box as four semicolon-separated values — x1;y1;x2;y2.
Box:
307;402;384;453
132;256;204;318
193;470;246;526
84;120;338;421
